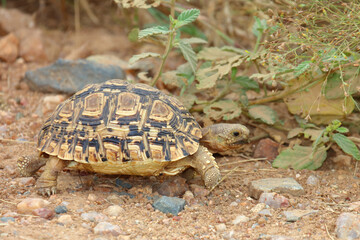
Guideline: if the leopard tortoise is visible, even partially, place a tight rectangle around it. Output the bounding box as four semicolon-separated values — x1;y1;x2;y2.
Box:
18;80;249;196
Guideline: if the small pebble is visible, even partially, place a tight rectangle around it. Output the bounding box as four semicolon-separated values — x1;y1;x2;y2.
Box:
259;192;289;209
155;177;188;197
17;198;50;214
229;201;238;207
88;193;97;201
32;208;54;220
17;177;35;186
0;217;15;222
189;184;209;197
103;205;124;217
215;223;227;232
306;175;319;186
106;194;125;205
81;211;108;222
283;209;318;222
55;205;68;214
57;214;73;225
258;209;272;216
183;190;196;205
232;215;249;225
115;179;133;189
93;222;123;236
251;203;266;213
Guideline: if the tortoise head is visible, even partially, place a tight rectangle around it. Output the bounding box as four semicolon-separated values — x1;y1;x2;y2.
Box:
200;123;250;153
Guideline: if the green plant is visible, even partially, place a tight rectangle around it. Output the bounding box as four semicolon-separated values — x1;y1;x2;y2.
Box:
273;119;360;170
128;4;203;87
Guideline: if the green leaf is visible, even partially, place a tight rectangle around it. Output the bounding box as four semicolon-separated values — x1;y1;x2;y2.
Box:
138;26;169;39
333;133;360;160
252;16;267;38
324;72;343;99
178;40;197;74
129;52;161;65
294;61;311;77
180;37;207;44
273;145;327;170
336;127;349;133
248;105;278;125
203;100;241;121
234;76;260;92
175;9;200;28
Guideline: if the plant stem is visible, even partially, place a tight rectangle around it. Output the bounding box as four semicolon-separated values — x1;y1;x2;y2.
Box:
151;30;175;87
150;0;176;87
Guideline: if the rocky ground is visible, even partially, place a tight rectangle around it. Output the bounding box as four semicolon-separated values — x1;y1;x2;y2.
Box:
1;6;360;240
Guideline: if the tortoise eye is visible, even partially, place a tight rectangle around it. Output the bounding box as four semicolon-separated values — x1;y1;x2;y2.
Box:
233;131;240;137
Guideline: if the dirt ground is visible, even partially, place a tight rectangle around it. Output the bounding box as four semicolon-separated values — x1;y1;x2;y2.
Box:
1;43;359;240
1;5;360;240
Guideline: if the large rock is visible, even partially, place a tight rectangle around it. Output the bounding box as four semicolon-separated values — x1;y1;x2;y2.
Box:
24;58;126;94
16;28;47;62
0;8;34;35
249;178;305;199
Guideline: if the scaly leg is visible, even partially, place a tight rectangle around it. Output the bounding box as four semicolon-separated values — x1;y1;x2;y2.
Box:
163;146;221;189
36;156;67;196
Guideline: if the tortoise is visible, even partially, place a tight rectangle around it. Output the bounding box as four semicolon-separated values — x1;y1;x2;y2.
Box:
18;80;249;196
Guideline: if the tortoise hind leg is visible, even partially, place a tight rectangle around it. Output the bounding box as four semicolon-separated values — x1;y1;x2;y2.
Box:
36;156;68;196
18;154;47;177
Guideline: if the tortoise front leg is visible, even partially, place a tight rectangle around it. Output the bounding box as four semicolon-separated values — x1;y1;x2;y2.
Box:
36;156;68;196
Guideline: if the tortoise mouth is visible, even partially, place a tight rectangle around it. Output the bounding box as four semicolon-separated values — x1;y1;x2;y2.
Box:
229;139;249;147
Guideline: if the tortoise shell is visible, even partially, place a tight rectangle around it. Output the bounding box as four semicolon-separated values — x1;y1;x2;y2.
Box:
37;80;202;164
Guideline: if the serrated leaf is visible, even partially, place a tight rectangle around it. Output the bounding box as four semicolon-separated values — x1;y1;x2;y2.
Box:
234;76;260;92
129;52;161;65
175;9;200;28
180;37;207;44
273;145;327;170
178;40;197;74
336;127;349;133
138;26;169;39
294;61;311;77
248;105;278;125
333;133;360;160
203;100;241;121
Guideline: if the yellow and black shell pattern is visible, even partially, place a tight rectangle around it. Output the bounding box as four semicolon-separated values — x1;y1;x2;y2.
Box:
37;80;202;164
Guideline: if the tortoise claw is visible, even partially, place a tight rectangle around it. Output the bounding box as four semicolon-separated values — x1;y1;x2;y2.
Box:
37;186;57;196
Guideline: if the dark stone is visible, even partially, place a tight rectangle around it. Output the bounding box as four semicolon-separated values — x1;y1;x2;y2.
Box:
54;205;68;214
24;58;126;94
152;196;186;216
115;179;133;189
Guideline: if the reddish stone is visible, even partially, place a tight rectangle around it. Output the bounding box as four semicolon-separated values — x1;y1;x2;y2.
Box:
253;138;279;161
